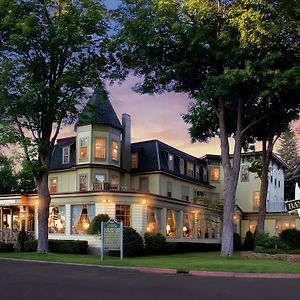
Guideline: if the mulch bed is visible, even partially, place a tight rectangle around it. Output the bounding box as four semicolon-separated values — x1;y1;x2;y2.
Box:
241;251;300;262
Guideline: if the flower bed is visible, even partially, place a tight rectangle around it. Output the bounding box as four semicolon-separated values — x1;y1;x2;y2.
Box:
241;251;300;262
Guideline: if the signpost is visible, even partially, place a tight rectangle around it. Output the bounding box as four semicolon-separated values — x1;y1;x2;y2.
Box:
101;219;123;260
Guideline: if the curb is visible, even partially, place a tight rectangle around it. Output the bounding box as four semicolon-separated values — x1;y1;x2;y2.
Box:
1;257;300;279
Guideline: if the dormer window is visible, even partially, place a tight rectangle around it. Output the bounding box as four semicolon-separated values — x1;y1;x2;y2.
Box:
62;146;70;164
168;153;174;171
112;140;119;161
79;137;89;160
95;138;106;159
180;158;185;174
187;161;194;177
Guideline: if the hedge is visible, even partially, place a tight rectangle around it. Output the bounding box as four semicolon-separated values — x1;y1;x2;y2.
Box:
0;242;14;252
24;239;88;254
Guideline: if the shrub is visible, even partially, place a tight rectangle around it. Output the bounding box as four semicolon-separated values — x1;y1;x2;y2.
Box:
144;232;167;255
0;242;14;252
123;227;144;257
233;233;242;251
254;232;270;248
254;247;286;254
110;227;144;257
280;229;300;249
243;231;255;251
88;214;110;235
17;229;29;252
24;239;88;254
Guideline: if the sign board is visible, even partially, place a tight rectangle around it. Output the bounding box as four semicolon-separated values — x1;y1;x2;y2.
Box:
285;199;300;212
295;183;300;217
101;219;123;260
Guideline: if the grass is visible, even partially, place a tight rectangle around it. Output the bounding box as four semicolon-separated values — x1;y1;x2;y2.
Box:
0;252;300;274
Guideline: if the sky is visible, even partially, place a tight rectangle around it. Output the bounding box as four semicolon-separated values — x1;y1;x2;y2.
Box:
60;77;222;158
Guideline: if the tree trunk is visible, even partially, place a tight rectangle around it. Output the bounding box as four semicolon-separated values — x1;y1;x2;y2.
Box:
257;135;275;233
35;171;51;253
219;97;244;256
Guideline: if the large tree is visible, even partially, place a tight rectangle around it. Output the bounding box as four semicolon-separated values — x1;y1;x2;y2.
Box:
0;0;110;252
278;128;300;201
112;0;300;255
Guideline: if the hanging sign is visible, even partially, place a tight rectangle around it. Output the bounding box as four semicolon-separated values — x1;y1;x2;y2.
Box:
285;199;300;212
101;219;123;260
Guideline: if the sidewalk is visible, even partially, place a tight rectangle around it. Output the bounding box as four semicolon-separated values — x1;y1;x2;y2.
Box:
1;257;300;279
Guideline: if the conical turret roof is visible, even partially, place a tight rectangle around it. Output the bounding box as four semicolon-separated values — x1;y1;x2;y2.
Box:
76;84;122;130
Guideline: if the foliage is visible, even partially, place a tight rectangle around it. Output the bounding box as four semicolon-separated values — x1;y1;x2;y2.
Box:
15;160;36;194
88;214;110;235
233;233;242;251
17;229;29;252
0;154;17;194
280;229;300;250
144;232;167;255
278;128;300;200
113;0;300;256
0;0;112;252
0;242;14;252
243;231;255;251
24;239;88;254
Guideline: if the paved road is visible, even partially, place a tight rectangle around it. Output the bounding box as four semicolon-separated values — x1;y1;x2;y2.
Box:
0;260;299;300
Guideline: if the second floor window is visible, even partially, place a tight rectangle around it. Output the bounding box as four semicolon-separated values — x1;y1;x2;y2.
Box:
112;140;119;161
210;166;220;182
79;137;89;160
50;177;58;193
195;165;200;180
95;138;105;159
62;147;70;164
79;173;88;191
140;177;149;192
240;165;249;182
253;191;260;211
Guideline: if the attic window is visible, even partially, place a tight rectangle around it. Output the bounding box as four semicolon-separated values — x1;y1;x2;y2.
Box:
168;153;174;171
112;140;119;161
131;153;138;169
95;137;106;159
62;146;70;164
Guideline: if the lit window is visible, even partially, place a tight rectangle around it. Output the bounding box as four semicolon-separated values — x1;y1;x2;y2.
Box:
50;177;58;193
168;153;174;171
112;140;119;161
115;204;131;227
62;147;70;164
95;138;105;159
131;153;138;169
240;165;249;182
79;173;88;191
253;191;260;211
210;167;220;182
71;204;95;234
183;213;195;238
187;161;194;177
180;158;185;174
146;207;161;233
79;137;89;160
48;205;66;234
166;209;179;237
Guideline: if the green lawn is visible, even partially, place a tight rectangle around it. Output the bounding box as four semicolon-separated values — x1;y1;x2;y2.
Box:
0;252;300;273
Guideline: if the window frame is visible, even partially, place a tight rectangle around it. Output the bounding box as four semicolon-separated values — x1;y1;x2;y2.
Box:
111;140;119;161
94;137;106;159
115;204;131;227
131;152;138;169
79;137;89;161
79;173;88;192
50;177;58;193
62;146;70;164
